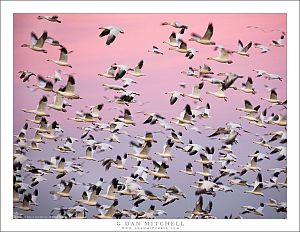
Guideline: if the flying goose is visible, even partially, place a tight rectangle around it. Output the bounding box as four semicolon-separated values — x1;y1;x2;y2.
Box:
179;162;195;176
165;90;184;105
76;186;101;206
261;89;282;104
207;46;233;64
111;64;130;80
194;146;215;165
244;173;264;196
99;178;119;200
21;31;47;53
94;200;119;219
114;109;136;126
241;203;264;216
168;131;184;144
98;64;117;78
37;15;61;23
57;75;82;99
163;31;180;47
47;46;72;68
154;139;175;160
100;154;128;171
135;132;157;143
79;146;97;161
99;25;124;45
32;75;55;92
234;77;256;94
48;93;69;112
18;70;36;82
181;67;199;78
127;60;145;77
198;64;214;75
128;141;152;160
206;84;228;101
161;21;188;29
146;160;170;179
236;100;260;113
238;156;261;176
254;43;270;53
184;82;204;101
189;23;215;45
50;181;73;200
171;104;195;127
218;72;244;91
14;194;34;211
148;46;163;55
22;95;49;117
270;34;284;47
169;39;188;53
234;40;252;56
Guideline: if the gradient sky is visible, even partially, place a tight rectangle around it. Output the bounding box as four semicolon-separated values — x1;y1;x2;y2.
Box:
13;14;286;219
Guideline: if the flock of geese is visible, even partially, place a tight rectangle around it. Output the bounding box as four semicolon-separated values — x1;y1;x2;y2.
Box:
14;15;287;219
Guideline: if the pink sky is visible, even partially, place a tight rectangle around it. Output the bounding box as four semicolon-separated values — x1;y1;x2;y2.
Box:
13;14;286;219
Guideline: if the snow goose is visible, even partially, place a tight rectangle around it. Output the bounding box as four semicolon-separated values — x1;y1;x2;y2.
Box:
207;46;233;64
155;139;175;160
122;77;137;88
37;15;61;23
79;147;97;161
57;75;82;99
76;186;101;206
241;203;264;216
99;178;119;200
48;93;69;112
270;34;284;47
184;82;204;101
238;156;261;176
194;146;215;165
45;36;61;46
128;141;152;160
268;114;287;127
50;181;73;200
244;173;264;196
179;162;195;176
114;109;136;126
148;46;163;55
98;64;117;78
168;131;184;144
171;104;195;127
261;89;281;104
185;48;199;59
218;72;244;91
202;75;223;84
206;84;228;101
128;60;145;77
162;193;179;206
93;199;119;219
47;46;72;68
146;160;170;180
254;43;270;53
165;90;184;105
14;194;34;211
196;163;213;177
189;23;215;45
234;40;252;56
161;21;188;29
100;154;128;171
198;64;214;75
99;25;124;45
181;67;199;78
22;95;49;117
163;32;180;47
28;141;42;151
234;77;256;94
169;39;188;53
21;31;47;53
236;100;260;113
135;132;157;143
32;75;55;92
112;64;130;80
18;70;36;82
47;69;64;83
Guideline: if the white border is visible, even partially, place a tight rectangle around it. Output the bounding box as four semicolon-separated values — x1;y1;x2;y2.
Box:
1;1;299;231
